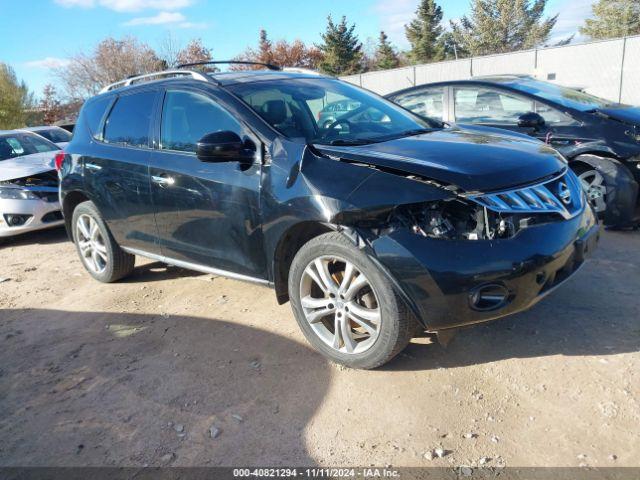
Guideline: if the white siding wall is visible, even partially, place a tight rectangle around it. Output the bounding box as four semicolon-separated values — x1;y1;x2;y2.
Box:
339;35;640;106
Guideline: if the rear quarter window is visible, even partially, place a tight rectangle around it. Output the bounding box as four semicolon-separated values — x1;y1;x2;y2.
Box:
78;95;113;140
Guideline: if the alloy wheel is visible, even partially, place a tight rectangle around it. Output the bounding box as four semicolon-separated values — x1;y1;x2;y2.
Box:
300;255;381;354
578;169;607;213
76;214;108;274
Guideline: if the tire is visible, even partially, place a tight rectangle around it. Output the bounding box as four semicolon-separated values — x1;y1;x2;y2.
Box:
71;201;135;283
571;155;639;227
288;231;416;369
571;161;608;216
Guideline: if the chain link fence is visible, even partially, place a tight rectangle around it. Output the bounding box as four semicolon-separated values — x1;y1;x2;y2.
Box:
341;34;640;105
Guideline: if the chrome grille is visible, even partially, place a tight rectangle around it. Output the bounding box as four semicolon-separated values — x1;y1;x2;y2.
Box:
469;171;585;220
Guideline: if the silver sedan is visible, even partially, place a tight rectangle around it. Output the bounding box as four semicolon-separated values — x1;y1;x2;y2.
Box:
0;131;63;239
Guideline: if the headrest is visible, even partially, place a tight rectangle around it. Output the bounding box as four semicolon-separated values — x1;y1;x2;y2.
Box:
261;100;287;125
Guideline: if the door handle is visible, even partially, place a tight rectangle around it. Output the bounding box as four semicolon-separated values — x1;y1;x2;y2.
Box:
151;174;175;186
85;163;102;171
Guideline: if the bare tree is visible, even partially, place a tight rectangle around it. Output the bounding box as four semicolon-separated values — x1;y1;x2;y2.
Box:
157;32;182;69
234;30;323;70
40;84;63;125
176;39;213;67
55;36;163;100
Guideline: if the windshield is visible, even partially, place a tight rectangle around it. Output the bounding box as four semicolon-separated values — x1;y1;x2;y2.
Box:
34;128;72;143
508;79;619;112
227;78;439;145
0;132;60;161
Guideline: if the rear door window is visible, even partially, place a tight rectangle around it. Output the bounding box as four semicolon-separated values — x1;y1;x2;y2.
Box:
103;91;156;148
392;87;445;121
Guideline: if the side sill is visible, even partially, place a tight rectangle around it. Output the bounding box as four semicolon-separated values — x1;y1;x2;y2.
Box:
121;247;271;286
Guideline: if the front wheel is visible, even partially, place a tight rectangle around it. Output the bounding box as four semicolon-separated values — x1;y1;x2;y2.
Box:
71;201;135;283
573;165;607;214
288;232;416;369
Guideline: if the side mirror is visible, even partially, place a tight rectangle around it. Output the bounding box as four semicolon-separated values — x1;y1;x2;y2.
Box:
518;112;545;129
196;131;255;162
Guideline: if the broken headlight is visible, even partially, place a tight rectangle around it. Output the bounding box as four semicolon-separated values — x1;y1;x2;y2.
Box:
390;199;551;240
0;186;40;200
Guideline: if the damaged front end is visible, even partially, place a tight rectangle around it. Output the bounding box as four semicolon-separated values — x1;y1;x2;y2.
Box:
0;170;63;236
281;143;599;333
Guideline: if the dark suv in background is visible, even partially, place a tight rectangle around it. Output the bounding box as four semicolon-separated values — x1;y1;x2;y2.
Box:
388;76;640;228
58;65;599;369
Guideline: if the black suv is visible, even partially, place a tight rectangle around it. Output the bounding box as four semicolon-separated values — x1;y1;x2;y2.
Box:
58;65;599;369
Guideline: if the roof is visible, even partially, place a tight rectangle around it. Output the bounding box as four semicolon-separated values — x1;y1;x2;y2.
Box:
99;67;329;94
207;69;327;86
21;126;67;132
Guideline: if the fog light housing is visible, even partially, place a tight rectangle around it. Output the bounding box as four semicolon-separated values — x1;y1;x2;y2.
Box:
4;214;31;227
469;283;511;311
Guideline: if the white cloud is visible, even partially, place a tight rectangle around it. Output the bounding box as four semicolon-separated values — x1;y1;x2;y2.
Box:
373;0;417;49
24;57;71;69
54;0;192;12
176;21;207;29
54;0;94;7
549;0;594;43
124;10;185;25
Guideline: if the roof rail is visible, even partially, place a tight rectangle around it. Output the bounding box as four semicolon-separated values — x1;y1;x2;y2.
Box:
177;60;281;71
99;69;210;94
281;67;323;75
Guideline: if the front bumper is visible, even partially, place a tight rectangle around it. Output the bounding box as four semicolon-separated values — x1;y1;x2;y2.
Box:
371;204;599;331
0;198;64;238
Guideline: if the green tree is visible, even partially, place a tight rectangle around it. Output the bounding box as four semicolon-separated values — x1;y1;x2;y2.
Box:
375;31;400;70
405;0;446;63
0;63;33;129
580;0;640;39
451;0;557;56
317;15;364;75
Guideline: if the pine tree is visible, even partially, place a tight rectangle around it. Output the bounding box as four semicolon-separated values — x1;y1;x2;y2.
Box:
405;0;446;63
580;0;640;40
258;29;274;64
451;0;557;56
317;15;364;75
375;31;400;70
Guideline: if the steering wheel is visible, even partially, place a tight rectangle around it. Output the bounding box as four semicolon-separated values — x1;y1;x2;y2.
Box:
326;118;352;133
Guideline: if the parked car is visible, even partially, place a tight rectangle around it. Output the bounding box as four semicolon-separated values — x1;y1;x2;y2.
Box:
21;126;72;148
317;99;385;129
388;75;640;228
0;130;64;238
58;66;599;369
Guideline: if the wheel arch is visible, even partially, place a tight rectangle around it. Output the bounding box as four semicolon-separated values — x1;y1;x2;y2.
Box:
62;190;90;239
272;221;334;304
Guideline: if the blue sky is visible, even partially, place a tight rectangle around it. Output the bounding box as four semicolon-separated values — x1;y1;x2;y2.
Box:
0;0;594;97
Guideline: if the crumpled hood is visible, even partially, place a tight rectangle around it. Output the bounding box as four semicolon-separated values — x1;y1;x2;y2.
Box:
314;128;566;192
0;151;57;182
597;106;640;126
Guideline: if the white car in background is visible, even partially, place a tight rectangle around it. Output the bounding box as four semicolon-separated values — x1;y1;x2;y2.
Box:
20;126;72;148
0;130;64;239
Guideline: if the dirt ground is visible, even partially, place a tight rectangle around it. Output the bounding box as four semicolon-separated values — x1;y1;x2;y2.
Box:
0;226;639;468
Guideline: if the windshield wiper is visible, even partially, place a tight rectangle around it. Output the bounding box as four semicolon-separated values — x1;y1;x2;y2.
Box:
319;138;377;146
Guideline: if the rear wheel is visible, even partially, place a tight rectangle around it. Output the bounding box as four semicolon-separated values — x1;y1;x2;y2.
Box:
72;201;135;282
288;232;416;369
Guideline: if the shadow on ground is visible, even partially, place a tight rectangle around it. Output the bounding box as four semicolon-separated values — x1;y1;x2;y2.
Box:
0;226;67;248
0;309;330;466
